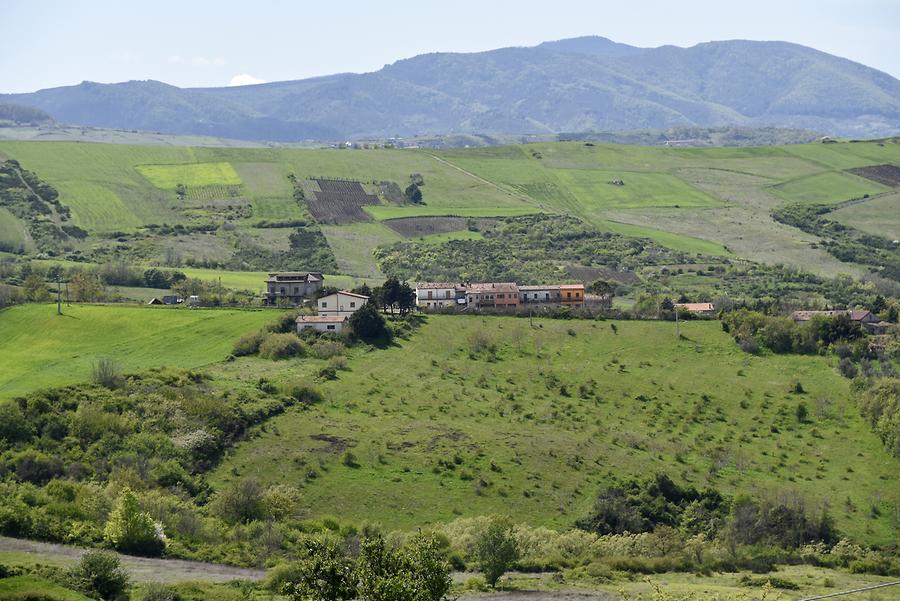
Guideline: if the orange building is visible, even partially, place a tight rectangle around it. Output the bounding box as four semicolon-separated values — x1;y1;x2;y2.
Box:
465;282;520;310
559;284;585;307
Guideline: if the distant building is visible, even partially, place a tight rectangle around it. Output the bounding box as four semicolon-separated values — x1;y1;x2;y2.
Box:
147;297;163;305
162;295;182;305
317;291;369;317
791;309;877;324
675;302;716;315
415;283;465;310
465;282;520;310
559;284;585;307
296;315;348;334
265;272;324;305
519;284;561;305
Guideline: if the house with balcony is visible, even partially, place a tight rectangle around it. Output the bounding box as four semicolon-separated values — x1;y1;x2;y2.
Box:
465;282;520;310
415;283;465;310
264;272;324;305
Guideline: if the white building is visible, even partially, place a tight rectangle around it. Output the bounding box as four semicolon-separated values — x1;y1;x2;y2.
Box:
296;315;348;334
317;291;369;317
415;283;463;310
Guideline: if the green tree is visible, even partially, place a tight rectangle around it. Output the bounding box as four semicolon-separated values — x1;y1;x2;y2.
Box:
103;487;165;556
286;538;357;601
23;273;50;302
404;183;422;204
473;516;519;588
70;271;103;302
349;302;389;342
210;477;266;524
68;550;130;601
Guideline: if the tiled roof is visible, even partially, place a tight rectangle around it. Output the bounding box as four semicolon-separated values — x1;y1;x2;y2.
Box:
416;282;462;290
466;282;519;293
559;284;585;290
519;284;561;291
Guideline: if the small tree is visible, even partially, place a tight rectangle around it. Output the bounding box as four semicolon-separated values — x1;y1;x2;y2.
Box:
175;183;187;200
68;550;130;601
70;271;104;302
210;477;266;524
349;302;390;342
404;183;423;204
104;487;165;556
23;273;50;302
473;516;519;588
92;357;124;389
286;538;357;601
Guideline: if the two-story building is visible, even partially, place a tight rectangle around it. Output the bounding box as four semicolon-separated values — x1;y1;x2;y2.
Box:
265;272;324;305
296;314;348;334
559;284;585;307
465;282;520;310
415;283;465;310
317;291;369;317
519;284;561;305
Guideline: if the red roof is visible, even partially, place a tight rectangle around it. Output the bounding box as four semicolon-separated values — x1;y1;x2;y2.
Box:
466;282;519;293
676;303;715;312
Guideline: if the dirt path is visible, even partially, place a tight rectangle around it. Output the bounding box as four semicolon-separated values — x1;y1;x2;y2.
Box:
426;153;538;205
0;536;264;584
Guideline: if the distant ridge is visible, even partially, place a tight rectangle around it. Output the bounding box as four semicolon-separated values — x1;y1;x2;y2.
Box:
3;36;899;141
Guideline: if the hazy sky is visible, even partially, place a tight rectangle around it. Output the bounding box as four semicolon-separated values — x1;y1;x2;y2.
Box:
2;0;899;93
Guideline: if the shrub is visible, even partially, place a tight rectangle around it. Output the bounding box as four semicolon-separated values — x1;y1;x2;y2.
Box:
68;550;130;601
139;583;181;601
258;333;304;360
233;331;265;356
473;516;519;588
92;357;124;389
838;358;858;379
209;478;266;524
349;303;390;341
285;538;357;601
267;311;300;334
103;487;165;556
739;337;760;354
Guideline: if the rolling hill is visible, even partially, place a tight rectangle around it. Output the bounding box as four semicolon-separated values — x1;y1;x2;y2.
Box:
3;37;899;141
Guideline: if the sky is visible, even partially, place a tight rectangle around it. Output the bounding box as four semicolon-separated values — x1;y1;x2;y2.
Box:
2;0;899;94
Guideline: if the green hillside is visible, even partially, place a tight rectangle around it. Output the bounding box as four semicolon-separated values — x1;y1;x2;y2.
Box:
0;303;278;397
209;315;898;545
1;138;898;286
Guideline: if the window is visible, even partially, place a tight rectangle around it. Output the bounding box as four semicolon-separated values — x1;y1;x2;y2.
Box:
327;325;336;330
350;302;356;308
567;292;572;298
427;291;433;299
497;294;504;299
280;287;286;295
294;287;299;294
321;302;327;308
445;291;451;299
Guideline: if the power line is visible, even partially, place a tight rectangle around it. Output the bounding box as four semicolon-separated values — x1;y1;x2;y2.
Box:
796;580;900;600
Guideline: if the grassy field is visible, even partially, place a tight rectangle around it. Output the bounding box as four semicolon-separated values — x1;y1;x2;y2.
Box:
135;161;242;189
208;315;899;544
2;138;899;278
0;206;30;251
0;304;280;398
0;576;91;601
768;171;889;205
831;192;900;240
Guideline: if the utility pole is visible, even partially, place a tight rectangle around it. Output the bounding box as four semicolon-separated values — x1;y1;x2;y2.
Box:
56;274;61;316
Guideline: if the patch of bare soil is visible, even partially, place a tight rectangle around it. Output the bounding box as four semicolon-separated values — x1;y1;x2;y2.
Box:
847;164;900;187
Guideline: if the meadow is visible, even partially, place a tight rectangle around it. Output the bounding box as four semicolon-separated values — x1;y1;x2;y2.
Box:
0;303;279;398
208;315;898;545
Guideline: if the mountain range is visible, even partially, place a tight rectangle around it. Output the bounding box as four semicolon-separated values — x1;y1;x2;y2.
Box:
3;36;899;141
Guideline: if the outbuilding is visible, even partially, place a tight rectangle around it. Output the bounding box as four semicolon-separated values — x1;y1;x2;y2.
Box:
296;315;348;334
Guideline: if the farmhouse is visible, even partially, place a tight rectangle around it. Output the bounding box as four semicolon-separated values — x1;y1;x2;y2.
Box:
465;282;520;310
296;315;348;334
318;290;369;317
675;302;716;315
560;284;585;307
791;309;877;325
415;283;464;310
265;272;324;305
519;284;561;305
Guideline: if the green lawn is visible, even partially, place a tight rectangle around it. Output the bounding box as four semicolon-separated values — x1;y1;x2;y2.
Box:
209;315;899;544
135;161;242;189
769;171;889;205
601;220;735;256
0;303;280;398
552;169;724;211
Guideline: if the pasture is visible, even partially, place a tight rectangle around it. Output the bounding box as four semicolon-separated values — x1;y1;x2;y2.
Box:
135;161;243;189
768;171;889;205
0;207;30;251
0;303;279;398
210;315;899;544
831;192;900;240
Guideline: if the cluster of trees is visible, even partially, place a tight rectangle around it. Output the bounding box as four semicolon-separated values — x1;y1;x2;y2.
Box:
577;474;838;550
721;308;865;355
375;214;713;284
404;173;424;204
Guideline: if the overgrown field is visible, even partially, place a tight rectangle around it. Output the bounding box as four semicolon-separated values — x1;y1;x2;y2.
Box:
209;315;899;545
0;303;278;397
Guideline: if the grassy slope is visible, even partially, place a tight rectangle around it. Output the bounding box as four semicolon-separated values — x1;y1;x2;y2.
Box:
209;315;899;545
0;304;278;398
2;139;899;276
831;192;900;240
0;576;91;601
0;206;31;251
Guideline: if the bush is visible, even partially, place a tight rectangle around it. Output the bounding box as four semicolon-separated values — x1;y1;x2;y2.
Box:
209;478;266;524
848;556;900;576
258;333;304;360
838;358;858;379
473;516;519;588
68;550;130;601
92;357;124;389
233;331;265;356
349;303;390;341
103;488;165;556
139;583;181;601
